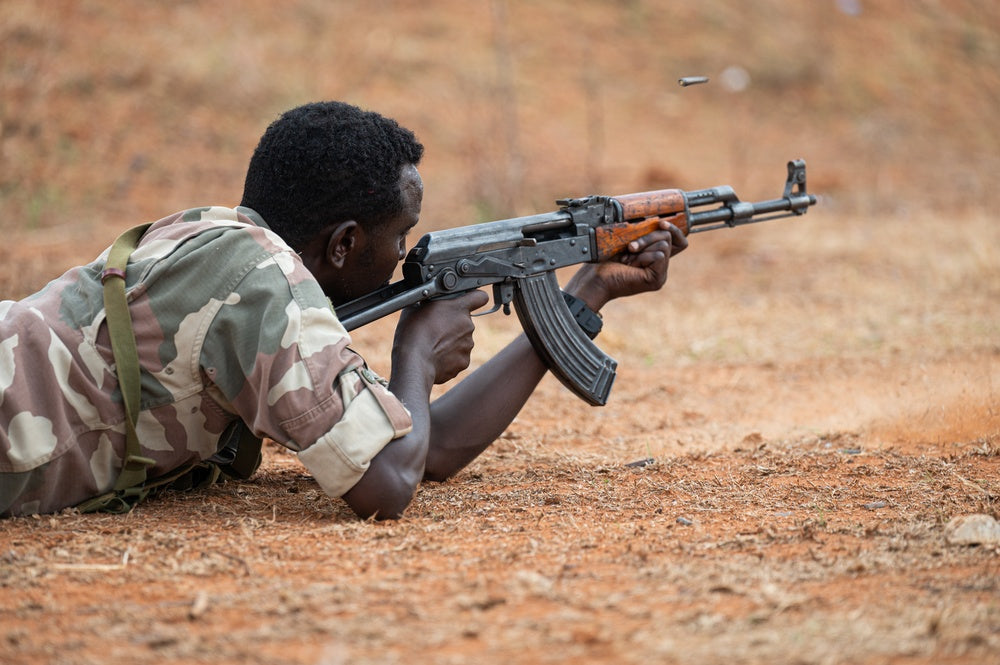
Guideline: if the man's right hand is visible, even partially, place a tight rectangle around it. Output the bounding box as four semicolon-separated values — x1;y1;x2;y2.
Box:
393;289;489;384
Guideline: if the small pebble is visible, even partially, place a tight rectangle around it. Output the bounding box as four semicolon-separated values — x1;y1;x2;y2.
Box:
945;514;1000;545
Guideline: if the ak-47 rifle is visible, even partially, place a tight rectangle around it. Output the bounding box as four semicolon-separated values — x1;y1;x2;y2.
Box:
337;160;817;406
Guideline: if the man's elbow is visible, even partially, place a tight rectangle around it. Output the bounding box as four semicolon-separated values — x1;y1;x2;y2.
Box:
341;470;418;521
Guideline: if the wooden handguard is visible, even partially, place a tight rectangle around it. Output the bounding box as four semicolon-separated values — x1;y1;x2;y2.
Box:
594;214;688;265
593;189;689;260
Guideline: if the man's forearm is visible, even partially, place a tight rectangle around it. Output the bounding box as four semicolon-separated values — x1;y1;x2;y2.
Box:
421;274;620;480
423;334;548;481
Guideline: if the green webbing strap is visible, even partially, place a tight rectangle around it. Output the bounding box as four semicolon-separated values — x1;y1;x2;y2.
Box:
75;459;204;514
76;223;156;513
102;223;155;493
76;221;264;514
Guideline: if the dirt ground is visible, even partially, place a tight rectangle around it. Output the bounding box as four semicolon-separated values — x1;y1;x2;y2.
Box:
1;2;999;664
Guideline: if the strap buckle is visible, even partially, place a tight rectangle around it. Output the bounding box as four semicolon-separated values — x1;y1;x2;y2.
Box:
100;267;127;283
122;454;156;471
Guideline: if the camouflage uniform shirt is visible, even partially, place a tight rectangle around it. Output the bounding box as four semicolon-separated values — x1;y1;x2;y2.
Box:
0;207;412;516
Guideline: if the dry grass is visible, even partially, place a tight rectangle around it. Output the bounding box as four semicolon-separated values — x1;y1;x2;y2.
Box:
2;439;998;665
2;2;1000;664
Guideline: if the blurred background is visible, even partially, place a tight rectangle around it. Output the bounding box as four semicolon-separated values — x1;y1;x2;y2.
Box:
1;1;998;391
3;1;998;239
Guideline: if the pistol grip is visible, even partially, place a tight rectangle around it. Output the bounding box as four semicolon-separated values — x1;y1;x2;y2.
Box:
512;272;617;405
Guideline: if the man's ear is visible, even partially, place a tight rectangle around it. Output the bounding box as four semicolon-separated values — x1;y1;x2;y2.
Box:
325;220;361;269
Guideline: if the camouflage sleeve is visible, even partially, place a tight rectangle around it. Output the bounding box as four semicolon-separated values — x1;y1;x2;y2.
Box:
199;235;412;498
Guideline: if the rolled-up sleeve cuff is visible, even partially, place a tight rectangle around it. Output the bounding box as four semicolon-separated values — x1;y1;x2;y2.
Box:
296;372;412;498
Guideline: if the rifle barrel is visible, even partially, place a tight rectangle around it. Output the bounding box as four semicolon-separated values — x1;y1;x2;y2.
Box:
688;193;816;233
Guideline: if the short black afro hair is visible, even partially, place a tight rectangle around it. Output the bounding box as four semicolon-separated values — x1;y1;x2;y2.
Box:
240;101;424;249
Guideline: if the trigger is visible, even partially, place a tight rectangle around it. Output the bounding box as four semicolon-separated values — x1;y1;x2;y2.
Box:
473;302;503;317
472;282;514;317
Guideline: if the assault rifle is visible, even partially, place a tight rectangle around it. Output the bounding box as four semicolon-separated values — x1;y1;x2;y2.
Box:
337;160;817;406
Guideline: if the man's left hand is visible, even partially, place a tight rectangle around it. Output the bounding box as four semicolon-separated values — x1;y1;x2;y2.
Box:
564;220;688;311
